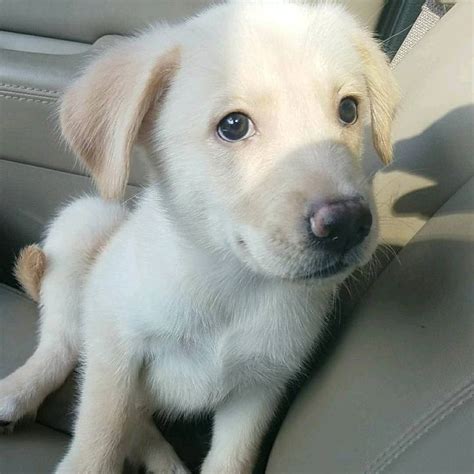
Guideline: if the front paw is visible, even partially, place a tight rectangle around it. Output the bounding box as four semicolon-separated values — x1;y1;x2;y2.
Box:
0;378;37;433
200;458;252;474
141;442;190;474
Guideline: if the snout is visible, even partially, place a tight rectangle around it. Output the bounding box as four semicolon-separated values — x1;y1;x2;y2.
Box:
308;197;372;254
229;155;378;281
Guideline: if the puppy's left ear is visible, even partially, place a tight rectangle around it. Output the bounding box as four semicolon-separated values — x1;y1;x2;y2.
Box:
356;31;400;165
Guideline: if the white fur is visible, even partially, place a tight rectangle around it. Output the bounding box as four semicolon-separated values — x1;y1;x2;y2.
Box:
0;2;398;473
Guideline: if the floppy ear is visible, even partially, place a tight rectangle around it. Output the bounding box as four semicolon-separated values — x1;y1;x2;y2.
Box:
60;37;180;199
355;32;400;165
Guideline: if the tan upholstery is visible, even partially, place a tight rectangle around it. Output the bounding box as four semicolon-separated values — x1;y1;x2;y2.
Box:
0;0;383;43
371;0;474;248
0;423;69;473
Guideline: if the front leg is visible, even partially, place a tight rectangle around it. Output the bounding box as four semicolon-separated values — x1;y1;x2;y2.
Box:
56;337;140;474
201;386;282;474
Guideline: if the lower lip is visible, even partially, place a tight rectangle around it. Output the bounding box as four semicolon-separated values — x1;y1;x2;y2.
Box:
236;237;351;280
298;261;348;280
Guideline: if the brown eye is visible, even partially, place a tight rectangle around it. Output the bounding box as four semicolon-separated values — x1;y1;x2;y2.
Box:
338;97;358;125
217;112;255;142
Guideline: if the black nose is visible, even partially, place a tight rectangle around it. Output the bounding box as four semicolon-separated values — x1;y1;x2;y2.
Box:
309;198;372;253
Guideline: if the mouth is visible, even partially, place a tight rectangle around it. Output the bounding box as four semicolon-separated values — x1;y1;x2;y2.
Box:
234;236;361;281
295;260;349;280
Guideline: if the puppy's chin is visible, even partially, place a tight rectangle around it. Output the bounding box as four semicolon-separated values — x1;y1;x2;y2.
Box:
229;230;378;283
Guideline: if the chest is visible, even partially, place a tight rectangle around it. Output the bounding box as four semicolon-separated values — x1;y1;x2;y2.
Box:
141;287;328;416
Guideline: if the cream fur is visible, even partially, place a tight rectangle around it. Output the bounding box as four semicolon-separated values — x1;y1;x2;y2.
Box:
0;2;398;473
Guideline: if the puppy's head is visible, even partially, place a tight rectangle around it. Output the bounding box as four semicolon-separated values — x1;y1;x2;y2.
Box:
61;2;399;282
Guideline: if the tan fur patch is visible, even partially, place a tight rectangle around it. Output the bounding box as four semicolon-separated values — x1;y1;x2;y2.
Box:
60;43;180;200
354;32;400;165
14;244;46;303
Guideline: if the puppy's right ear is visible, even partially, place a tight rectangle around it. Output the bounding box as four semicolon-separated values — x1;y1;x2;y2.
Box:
60;37;180;200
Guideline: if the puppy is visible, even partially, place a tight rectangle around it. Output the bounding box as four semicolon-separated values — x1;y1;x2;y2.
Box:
0;2;398;473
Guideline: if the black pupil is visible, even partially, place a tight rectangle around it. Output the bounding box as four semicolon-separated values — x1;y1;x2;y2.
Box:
339;98;357;124
218;113;249;141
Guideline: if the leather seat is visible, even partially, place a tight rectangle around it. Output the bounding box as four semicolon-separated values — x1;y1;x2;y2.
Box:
0;423;68;473
0;0;384;43
1;1;472;473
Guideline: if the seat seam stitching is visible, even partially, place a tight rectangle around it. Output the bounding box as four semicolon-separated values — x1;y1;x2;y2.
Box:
365;377;474;473
377;383;474;472
0;93;56;104
0;82;59;95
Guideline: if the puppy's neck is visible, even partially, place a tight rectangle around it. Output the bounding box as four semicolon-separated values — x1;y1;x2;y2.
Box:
140;182;250;275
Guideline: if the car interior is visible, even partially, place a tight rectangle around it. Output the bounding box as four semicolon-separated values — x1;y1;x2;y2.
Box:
0;0;472;472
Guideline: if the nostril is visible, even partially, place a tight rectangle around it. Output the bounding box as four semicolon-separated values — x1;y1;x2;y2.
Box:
357;225;370;239
357;209;373;238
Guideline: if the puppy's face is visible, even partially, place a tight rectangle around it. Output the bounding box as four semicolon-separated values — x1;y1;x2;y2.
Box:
60;3;398;282
157;4;397;281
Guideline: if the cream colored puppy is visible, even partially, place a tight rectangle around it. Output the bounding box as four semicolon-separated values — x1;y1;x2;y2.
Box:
0;2;398;473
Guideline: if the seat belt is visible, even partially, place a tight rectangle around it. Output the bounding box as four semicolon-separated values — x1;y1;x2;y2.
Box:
391;0;451;67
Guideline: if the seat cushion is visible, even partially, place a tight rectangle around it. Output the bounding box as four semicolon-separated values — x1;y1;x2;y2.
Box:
267;176;474;474
0;0;383;44
0;423;69;474
367;0;474;249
